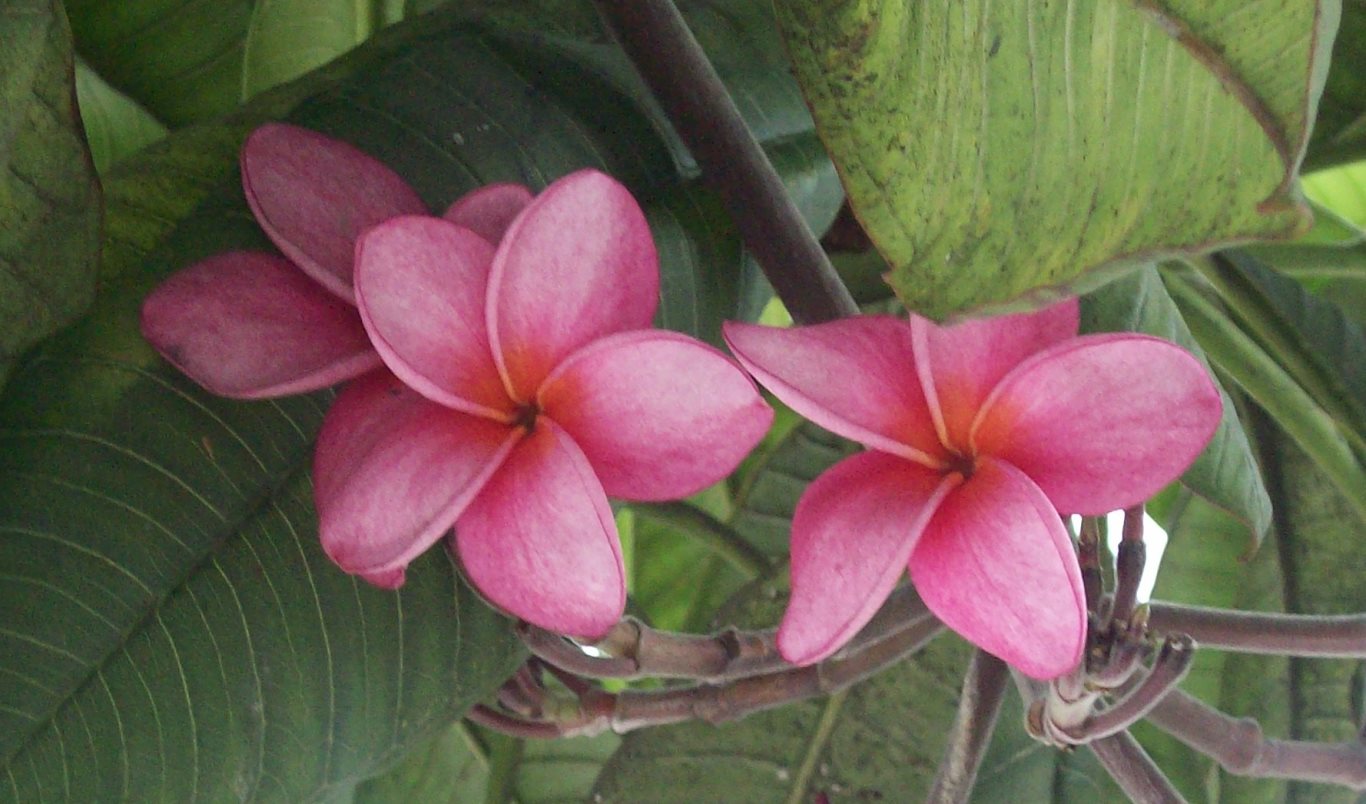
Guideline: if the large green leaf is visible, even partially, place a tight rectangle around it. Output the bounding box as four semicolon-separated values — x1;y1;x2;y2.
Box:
774;1;1334;318
0;0;101;391
73;60;167;174
1080;267;1273;544
242;0;384;99
1305;0;1366;169
1261;431;1366;803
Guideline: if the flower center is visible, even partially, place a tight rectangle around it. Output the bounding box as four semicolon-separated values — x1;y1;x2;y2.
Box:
511;401;541;434
945;450;976;480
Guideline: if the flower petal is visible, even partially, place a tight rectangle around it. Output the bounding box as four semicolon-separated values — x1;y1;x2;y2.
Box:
487;169;658;400
777;451;958;665
140;251;382;398
443;183;534;244
354;216;513;419
314;372;518;585
910;299;1078;450
723;318;948;467
241;123;426;302
538;331;773;500
453;420;625;638
909;458;1086;679
972;334;1222;515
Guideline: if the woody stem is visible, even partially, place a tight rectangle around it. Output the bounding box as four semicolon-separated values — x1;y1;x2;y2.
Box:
592;0;859;324
1146;602;1366;657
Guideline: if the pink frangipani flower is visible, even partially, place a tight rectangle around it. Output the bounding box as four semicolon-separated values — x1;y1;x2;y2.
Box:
140;122;533;397
723;300;1221;678
317;169;773;638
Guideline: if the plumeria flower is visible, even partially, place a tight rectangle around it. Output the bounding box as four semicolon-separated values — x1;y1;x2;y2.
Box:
316;169;773;638
140;122;532;397
723;300;1221;678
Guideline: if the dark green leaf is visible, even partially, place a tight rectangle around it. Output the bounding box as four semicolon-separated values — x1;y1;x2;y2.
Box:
1304;0;1366;169
73;60;166;173
0;0;101;391
1081;267;1273;545
774;1;1330;318
65;0;255;125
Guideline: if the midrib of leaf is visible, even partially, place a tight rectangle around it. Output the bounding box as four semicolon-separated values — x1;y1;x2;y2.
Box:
784;688;848;804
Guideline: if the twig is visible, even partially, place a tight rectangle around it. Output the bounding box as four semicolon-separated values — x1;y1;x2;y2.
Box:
519;584;933;682
1089;731;1188;803
591;0;859;324
1078;515;1104;613
927;651;1009;803
1057;636;1193;744
1109;505;1147;629
1145;689;1366;790
1147;602;1366;657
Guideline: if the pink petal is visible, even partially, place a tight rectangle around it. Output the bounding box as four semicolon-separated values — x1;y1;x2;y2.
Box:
443;183;534;244
723;318;949;467
140;251;382;398
972;334;1222;515
241;123;426;303
910;299;1078;451
777;451;959;665
538;331;773;500
354;216;513;420
909;458;1086;679
314;372;518;585
453;420;625;638
487;170;658;401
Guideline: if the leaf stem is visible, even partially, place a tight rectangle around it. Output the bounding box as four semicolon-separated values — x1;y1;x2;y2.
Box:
630;501;770;579
1146;689;1366;790
1089;730;1188;803
1147;601;1366;657
926;651;1009;803
785;688;849;804
591;0;859;323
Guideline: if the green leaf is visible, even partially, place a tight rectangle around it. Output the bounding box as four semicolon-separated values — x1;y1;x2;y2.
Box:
349;722;620;803
1304;0;1366;169
65;0;255;125
242;0;378;99
73;60;167;173
0;0;101;391
1080;267;1272;544
1133;485;1290;803
774;1;1331;318
1302;160;1366;227
1196;251;1366;455
1163;268;1366;527
1262;431;1366;803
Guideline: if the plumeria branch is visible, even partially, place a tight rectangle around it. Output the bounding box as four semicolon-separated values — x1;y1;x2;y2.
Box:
1147;602;1366;657
592;0;859;324
1089;730;1189;804
481;613;945;738
1146;689;1366;790
1108;505;1147;629
1050;636;1194;745
518;584;934;682
926;651;1010;803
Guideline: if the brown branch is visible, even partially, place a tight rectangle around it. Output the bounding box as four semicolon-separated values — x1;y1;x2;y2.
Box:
1146;689;1366;790
591;0;859;324
927;651;1009;803
1089;730;1189;803
1108;505;1147;629
1147;602;1366;658
520;584;933;682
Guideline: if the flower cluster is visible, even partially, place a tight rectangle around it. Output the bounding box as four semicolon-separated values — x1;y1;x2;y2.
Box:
144;123;1221;677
